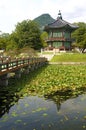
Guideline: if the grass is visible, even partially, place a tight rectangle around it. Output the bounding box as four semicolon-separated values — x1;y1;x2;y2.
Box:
38;51;54;55
51;53;86;62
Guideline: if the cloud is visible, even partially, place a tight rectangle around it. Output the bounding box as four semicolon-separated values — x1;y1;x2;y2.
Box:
0;0;86;33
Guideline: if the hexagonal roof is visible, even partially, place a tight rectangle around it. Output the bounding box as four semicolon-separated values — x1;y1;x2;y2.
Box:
44;11;78;31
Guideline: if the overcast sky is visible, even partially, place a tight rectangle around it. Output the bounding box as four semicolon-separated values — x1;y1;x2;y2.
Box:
0;0;86;33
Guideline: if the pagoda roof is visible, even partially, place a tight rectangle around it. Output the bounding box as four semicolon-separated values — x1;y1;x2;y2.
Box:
44;11;78;31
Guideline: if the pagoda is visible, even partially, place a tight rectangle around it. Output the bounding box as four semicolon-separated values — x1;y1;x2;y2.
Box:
44;11;78;51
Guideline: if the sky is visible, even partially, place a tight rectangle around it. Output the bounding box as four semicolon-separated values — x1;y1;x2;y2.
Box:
0;0;86;33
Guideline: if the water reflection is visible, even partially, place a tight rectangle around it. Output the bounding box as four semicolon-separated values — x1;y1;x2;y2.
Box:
0;86;86;117
0;89;19;118
44;88;86;111
0;87;86;130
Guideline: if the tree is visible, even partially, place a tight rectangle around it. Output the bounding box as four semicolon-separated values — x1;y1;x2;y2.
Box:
0;33;9;50
15;20;43;50
6;32;19;51
0;20;48;55
40;31;48;48
72;22;86;53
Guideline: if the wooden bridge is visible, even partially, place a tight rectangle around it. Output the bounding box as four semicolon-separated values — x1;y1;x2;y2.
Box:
0;57;47;86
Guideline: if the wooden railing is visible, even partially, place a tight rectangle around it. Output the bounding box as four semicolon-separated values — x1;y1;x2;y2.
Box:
47;37;65;41
0;57;47;76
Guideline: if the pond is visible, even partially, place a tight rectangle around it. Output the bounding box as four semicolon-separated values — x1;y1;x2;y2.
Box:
0;89;86;130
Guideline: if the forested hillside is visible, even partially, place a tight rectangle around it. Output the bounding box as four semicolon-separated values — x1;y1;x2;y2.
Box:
34;14;55;29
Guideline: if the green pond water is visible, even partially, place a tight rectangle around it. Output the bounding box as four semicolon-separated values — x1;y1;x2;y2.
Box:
0;88;86;130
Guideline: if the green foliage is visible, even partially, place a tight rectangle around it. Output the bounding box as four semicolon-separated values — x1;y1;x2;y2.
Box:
15;20;43;50
3;65;86;97
6;33;18;51
19;65;86;96
19;47;38;57
0;32;19;53
40;31;48;47
72;22;86;53
0;33;9;50
0;20;44;53
6;48;20;58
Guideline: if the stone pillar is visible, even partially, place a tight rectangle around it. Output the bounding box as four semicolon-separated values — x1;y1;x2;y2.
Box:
24;66;30;74
15;69;21;78
0;73;10;86
35;63;38;69
30;64;35;71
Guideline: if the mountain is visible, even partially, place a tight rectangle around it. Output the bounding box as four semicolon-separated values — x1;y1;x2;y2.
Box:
34;14;55;30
